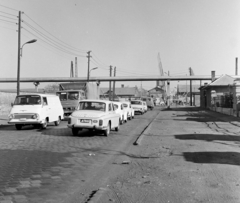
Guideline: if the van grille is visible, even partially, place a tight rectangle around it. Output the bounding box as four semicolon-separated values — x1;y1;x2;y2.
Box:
14;114;33;119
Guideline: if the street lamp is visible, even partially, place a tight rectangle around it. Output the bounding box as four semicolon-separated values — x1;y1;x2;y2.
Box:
17;39;37;95
88;67;98;81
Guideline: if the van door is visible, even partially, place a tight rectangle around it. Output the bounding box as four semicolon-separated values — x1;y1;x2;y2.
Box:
42;97;50;121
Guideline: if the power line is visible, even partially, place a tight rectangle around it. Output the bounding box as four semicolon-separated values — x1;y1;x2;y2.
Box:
23;13;88;53
0;4;18;12
23;28;86;57
0;10;17;17
0;25;17;31
22;20;87;56
0;14;17;20
22;32;73;61
0;18;17;24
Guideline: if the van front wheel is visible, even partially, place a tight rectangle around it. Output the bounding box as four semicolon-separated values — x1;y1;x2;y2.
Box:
41;119;48;129
15;124;22;130
54;117;61;126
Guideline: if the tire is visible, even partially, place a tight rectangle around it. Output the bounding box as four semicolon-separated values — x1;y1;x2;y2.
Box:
129;115;132;120
115;120;120;131
15;124;22;130
54;117;61;126
120;117;123;125
103;122;110;136
41;119;48;129
72;128;79;136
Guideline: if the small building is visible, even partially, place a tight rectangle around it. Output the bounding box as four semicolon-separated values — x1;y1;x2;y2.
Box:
147;86;165;99
199;74;234;108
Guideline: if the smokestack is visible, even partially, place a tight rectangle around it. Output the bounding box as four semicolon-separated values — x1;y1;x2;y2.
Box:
75;57;78;77
211;71;215;82
236;57;238;75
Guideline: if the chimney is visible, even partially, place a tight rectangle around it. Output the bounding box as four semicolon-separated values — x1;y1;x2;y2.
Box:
211;71;215;82
121;84;124;88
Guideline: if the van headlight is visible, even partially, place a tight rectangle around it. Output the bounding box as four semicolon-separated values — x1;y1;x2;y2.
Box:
32;114;39;119
9;114;14;119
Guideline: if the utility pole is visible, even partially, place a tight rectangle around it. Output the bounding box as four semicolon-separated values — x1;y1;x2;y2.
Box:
113;67;116;101
167;71;170;109
109;66;112;101
75;57;78;77
17;11;22;96
87;51;91;82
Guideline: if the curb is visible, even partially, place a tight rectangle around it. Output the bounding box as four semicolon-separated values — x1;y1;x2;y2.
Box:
133;110;161;146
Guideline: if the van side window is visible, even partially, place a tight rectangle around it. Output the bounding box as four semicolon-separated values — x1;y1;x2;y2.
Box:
43;97;48;106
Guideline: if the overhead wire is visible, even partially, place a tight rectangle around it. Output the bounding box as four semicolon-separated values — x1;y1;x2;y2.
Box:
21;32;74;61
0;4;19;12
0;18;17;24
22;20;86;56
0;14;17;21
0;10;17;16
23;27;86;57
23;13;88;53
0;25;17;31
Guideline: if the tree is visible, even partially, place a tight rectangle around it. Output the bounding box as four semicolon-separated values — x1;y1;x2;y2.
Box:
44;83;59;93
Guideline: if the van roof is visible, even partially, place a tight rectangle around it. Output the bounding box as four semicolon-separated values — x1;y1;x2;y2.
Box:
17;93;57;97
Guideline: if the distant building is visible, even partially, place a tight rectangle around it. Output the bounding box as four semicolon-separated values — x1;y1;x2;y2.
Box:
100;84;147;100
147;86;165;99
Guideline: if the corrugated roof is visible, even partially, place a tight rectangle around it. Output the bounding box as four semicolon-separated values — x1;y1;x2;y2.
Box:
207;74;234;86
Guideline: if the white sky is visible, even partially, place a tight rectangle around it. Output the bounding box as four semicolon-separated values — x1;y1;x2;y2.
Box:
0;0;239;91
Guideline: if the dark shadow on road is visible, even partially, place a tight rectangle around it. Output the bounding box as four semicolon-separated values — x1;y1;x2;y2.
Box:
175;134;240;142
41;128;105;137
183;151;240;165
161;107;201;112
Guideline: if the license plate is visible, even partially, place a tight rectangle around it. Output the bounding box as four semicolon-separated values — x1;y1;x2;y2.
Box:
20;118;27;121
80;119;90;123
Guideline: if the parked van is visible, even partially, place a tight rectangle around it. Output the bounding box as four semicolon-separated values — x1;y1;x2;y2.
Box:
8;94;64;130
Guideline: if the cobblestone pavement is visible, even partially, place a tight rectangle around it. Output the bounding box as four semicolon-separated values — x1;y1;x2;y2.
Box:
0;113;153;203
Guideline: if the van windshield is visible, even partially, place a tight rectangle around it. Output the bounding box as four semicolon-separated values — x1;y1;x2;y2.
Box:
14;95;41;105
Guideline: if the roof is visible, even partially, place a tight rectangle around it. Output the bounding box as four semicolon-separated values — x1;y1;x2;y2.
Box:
200;74;235;89
100;87;138;96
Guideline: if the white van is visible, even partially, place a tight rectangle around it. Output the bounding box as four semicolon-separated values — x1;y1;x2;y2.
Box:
8;94;64;130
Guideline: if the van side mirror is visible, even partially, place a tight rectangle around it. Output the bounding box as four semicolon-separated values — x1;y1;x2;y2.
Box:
11;102;14;107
